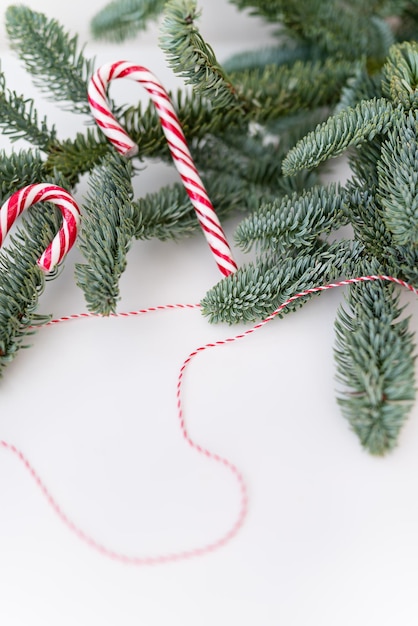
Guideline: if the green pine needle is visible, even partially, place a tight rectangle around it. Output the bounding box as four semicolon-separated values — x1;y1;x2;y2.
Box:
377;112;418;245
159;0;248;111
91;0;167;42
382;40;418;109
0;70;56;148
201;240;363;324
5;5;95;114
0;150;46;205
235;183;349;253
282;98;399;175
335;278;416;455
75;153;137;315
0;201;63;377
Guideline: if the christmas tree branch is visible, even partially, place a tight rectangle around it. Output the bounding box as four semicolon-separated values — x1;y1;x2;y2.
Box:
75;153;137;315
159;0;249;112
234;183;349;253
5;5;95;114
0;150;46;204
0;70;56;148
0;203;62;377
282;98;399;175
201;240;364;324
335;277;415;455
91;0;167;42
377;112;418;245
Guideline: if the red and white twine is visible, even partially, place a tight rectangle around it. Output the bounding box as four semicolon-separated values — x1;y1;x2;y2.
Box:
0;183;80;272
1;274;417;565
87;61;237;277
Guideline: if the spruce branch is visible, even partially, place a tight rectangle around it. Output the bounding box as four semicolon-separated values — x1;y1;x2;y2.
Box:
44;128;110;186
228;0;284;22
231;0;394;61
5;5;95;114
222;44;315;74
0;200;63;377
0;71;56;149
335;64;383;112
282;98;398;175
159;0;248;112
0;150;46;204
377;112;418;245
75;153;137;315
382;40;418;109
234;183;349;253
201;240;364;324
91;0;167;42
335;278;416;455
235;58;360;124
344;183;392;258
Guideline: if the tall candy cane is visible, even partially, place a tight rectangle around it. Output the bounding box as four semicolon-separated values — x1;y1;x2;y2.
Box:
87;61;238;278
0;184;80;272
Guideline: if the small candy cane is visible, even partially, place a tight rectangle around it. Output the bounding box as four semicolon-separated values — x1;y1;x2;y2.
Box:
0;183;80;272
88;60;238;277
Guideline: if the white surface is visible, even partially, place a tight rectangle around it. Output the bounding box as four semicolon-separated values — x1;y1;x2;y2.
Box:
1;4;418;626
0;0;274;51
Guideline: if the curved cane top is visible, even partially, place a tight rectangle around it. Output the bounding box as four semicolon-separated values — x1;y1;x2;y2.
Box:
0;183;81;272
88;61;237;278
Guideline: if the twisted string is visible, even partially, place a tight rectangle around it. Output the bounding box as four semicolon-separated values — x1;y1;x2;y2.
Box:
1;274;417;565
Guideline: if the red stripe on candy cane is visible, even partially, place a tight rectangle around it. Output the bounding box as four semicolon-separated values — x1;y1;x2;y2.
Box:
0;184;81;272
87;61;237;278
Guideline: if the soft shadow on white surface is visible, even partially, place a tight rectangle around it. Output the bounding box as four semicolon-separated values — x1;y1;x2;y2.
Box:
1;16;418;626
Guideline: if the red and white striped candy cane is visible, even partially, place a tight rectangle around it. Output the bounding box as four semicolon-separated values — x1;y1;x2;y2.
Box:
87;60;238;278
0;183;80;272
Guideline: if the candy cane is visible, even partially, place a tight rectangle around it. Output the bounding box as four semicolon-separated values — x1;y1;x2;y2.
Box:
0;184;80;272
87;60;238;277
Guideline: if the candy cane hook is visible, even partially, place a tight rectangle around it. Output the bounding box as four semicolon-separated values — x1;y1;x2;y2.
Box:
87;60;238;278
0;184;80;272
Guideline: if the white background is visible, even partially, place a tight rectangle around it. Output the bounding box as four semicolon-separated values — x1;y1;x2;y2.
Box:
1;2;418;625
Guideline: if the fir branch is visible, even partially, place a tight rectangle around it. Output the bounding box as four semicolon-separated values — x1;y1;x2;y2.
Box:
282;98;398;175
228;0;283;22
44;128;110;186
377;112;418;245
232;58;358;124
0;201;62;377
335;64;383;113
91;0;167;42
5;5;94;114
75;153;137;315
231;0;394;61
335;278;415;455
348;137;385;189
234;183;349;253
382;40;418;109
222;44;315;73
389;243;418;286
344;183;392;258
201;240;364;324
159;0;248;112
0;150;46;205
192;129;286;190
133;183;197;240
0;71;56;149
